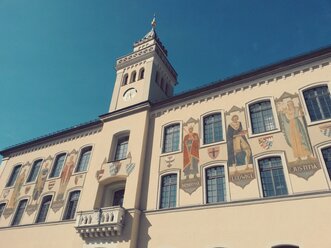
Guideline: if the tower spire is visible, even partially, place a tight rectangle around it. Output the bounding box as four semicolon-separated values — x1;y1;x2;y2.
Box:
151;14;156;29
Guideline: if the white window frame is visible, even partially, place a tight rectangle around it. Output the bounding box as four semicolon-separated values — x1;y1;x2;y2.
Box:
299;81;331;126
161;121;182;155
100;181;126;207
157;170;180;210
246;97;281;138
254;152;293;198
26;158;44;184
200;110;226;148
34;194;54;224
48;152;68;179
5;163;23;188
316;142;331;189
61;188;82;221
202;162;230;204
74;145;93;173
109;131;130;162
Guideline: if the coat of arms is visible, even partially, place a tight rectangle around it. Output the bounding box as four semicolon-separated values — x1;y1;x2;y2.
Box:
320;124;331;137
258;136;273;150
207;147;220;159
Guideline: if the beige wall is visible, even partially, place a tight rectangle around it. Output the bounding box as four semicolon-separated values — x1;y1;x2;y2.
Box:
0;46;330;248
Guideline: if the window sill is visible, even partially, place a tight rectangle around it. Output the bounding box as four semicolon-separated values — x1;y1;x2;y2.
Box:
248;128;280;139
161;150;181;157
306;117;331;127
200;140;226;149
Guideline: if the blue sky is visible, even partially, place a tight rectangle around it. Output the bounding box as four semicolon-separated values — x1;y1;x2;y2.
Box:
1;0;331;155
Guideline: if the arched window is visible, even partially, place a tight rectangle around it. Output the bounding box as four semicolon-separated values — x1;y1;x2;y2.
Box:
63;191;80;220
205;166;226;203
26;159;42;183
75;146;92;172
11;199;28;226
249;100;276;134
49;153;66;178
36;195;52;223
303;85;331;122
130;71;137;83
203;113;223;144
138;68;145;80
114;136;129;161
122;73;128;86
113;189;125;206
6;164;22;187
258;157;288;197
159;174;177;209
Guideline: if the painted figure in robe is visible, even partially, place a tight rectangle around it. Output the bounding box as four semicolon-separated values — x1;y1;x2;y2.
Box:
183;126;199;178
7;169;27;209
56;155;75;201
227;115;252;169
32;162;49;201
278;100;312;160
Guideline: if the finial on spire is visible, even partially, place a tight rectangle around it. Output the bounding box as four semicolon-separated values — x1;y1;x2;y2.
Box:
151;14;156;29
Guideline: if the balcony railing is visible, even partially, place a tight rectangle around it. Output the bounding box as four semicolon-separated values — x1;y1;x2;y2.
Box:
75;206;125;239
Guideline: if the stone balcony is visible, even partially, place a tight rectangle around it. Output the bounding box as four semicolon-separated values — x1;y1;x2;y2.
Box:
75;206;125;239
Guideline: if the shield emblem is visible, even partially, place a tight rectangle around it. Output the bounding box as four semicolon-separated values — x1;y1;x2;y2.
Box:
207;147;220;159
258;136;273;150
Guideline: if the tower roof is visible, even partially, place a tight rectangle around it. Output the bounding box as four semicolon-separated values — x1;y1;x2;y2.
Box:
133;16;168;56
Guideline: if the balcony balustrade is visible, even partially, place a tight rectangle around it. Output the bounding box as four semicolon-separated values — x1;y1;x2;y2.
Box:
75;206;125;239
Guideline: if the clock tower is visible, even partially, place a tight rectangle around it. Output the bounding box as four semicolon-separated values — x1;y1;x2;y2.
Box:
109;18;178;112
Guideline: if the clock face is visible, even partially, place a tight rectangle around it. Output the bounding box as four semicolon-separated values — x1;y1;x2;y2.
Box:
123;88;137;101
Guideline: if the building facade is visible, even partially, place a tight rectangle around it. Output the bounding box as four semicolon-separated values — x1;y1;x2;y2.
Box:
0;23;331;248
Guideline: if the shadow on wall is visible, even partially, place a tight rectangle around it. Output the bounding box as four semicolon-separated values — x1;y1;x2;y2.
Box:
137;214;152;247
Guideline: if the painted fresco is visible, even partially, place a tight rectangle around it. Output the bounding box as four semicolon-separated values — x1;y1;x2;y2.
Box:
258;136;273;150
225;106;255;188
51;150;78;212
26;156;52;215
320;123;331;137
207;146;220;160
165;155;175;167
3;163;29;218
276;92;321;180
56;150;78;201
180;117;201;194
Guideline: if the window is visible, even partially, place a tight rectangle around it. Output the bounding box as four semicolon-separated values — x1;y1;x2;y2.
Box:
63;191;80;220
272;245;299;248
113;189;125;206
322;146;331;180
0;203;6;218
303;85;331;122
122;73;128;85
26;159;42;183
6;164;22;187
49;153;66;178
258;157;288;197
36;195;52;223
159;174;177;209
138;68;145;80
75;146;92;172
205;166;226;203
130;71;136;83
203;113;223;144
163;124;180;153
249;100;276;134
11;199;28;226
114;136;129;161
